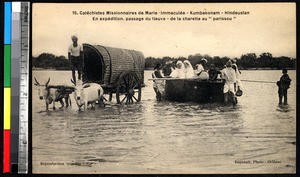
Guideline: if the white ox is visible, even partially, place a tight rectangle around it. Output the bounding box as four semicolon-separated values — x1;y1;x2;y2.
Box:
71;79;104;111
34;77;71;110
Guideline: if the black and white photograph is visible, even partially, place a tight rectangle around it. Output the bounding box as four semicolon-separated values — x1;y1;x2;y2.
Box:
31;3;296;174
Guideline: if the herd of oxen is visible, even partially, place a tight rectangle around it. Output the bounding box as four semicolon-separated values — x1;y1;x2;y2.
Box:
34;78;105;111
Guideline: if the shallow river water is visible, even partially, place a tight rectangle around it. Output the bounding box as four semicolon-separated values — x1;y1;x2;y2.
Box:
32;70;296;174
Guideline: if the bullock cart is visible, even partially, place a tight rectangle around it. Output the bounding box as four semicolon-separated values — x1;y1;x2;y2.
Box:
82;44;145;104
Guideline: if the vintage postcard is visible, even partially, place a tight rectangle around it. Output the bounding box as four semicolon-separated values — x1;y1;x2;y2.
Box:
32;3;296;174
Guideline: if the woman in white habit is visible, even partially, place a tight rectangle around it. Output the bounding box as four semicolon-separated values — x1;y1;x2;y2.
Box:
183;60;195;78
194;59;209;79
170;60;185;78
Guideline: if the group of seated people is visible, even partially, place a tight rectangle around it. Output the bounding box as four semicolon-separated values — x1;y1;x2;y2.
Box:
152;58;243;102
156;59;220;80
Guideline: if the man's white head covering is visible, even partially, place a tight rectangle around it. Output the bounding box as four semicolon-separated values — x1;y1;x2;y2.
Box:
201;58;207;63
166;60;172;64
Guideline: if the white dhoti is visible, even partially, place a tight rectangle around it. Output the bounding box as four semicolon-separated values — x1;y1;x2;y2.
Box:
223;83;235;94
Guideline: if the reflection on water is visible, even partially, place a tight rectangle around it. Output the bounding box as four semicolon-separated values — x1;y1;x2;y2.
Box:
32;70;296;174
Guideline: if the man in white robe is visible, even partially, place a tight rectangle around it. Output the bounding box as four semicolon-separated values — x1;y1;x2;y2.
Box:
221;60;237;105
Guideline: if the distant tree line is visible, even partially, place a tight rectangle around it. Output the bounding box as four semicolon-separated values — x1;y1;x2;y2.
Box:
32;52;295;70
32;53;70;70
146;52;296;70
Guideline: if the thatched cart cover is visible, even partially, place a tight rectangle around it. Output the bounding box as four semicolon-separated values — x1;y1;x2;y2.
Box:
83;43;145;85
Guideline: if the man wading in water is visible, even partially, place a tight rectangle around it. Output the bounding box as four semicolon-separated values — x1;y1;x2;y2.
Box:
221;60;237;106
277;68;292;105
68;35;83;82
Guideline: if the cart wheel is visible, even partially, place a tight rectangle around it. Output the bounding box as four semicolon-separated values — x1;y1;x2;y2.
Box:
109;92;113;102
116;72;141;104
102;92;113;102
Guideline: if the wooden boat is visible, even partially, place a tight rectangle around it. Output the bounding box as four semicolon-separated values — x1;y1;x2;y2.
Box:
163;78;225;103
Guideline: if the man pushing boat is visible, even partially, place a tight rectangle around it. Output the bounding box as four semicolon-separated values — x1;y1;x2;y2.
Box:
221;60;237;106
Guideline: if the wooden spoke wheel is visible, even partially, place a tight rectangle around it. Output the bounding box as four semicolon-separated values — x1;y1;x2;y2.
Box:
102;92;113;102
109;92;113;102
116;72;141;104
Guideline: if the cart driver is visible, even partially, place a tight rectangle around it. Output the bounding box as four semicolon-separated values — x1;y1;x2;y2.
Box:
68;35;83;82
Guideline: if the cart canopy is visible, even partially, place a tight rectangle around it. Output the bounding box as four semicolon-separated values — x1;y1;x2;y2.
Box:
83;44;145;85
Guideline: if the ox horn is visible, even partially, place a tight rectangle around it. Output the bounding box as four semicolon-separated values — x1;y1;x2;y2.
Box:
71;79;76;86
45;78;50;86
34;77;40;86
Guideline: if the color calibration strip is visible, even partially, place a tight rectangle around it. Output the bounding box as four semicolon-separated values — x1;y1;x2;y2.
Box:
18;2;30;173
4;1;12;173
3;2;30;173
11;2;21;173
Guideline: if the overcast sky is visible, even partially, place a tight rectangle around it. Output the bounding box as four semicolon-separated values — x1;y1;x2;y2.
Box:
32;3;296;58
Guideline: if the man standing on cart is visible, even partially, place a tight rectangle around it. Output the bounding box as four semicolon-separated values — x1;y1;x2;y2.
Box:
68;35;83;82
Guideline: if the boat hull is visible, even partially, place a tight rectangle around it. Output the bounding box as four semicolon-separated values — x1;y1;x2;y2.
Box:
164;79;225;103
